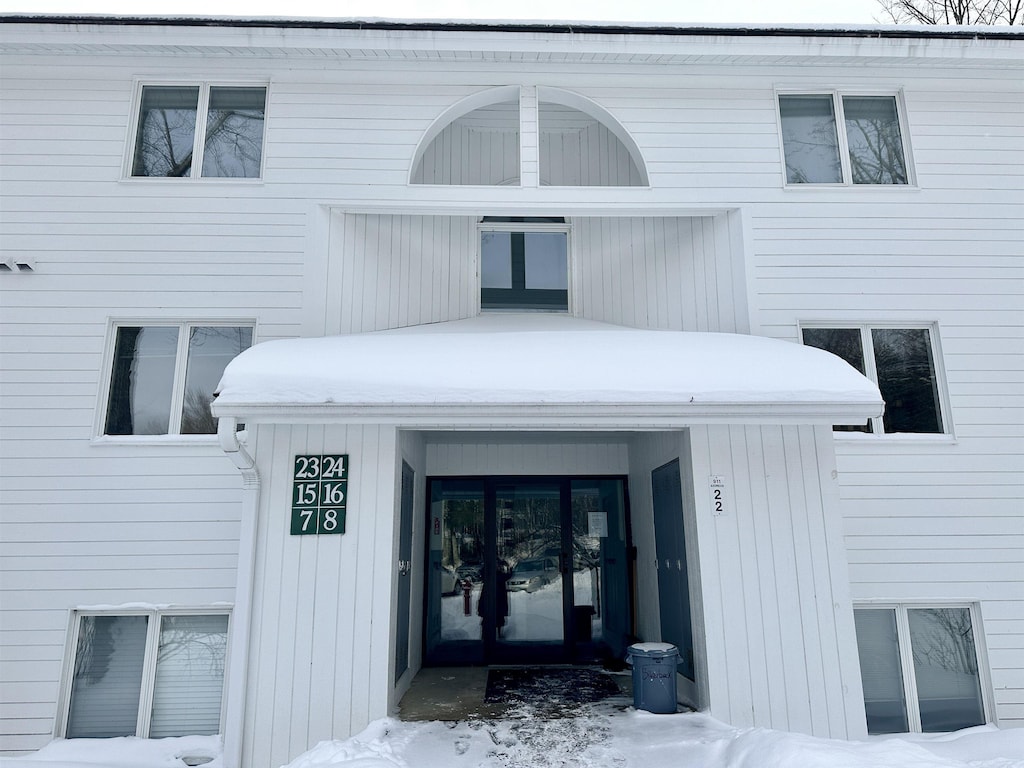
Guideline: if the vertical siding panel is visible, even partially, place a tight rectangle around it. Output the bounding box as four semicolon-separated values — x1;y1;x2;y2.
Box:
798;425;848;736
693;425;739;723
702;218;721;333
520;86;538;186
728;425;769;727
347;424;374;732
573;216;592;318
368;426;397;722
396;216;410;328
812;427;867;738
244;425;275;768
782;425;827;736
305;426;342;745
765;426;811;733
374;216;391;331
288;427;317;755
646;217;664;328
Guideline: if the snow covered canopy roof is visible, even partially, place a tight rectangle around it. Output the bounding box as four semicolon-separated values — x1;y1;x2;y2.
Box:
212;315;883;428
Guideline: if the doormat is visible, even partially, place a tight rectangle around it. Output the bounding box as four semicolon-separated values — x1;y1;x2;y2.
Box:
484;668;623;707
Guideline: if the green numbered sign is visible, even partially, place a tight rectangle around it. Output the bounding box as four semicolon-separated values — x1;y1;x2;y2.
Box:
291;454;348;535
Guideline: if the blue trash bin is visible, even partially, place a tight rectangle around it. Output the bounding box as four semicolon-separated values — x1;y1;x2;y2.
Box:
627;642;679;713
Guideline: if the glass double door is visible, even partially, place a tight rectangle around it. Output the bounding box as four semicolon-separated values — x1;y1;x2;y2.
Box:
425;476;629;665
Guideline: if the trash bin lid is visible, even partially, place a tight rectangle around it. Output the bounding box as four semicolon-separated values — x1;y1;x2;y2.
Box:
628;642;679;658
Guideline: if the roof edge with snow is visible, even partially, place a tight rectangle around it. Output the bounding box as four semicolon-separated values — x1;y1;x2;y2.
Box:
212;316;884;428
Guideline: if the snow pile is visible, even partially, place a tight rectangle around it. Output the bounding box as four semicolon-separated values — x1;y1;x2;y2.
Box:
278;711;1024;768
214;314;882;412
4;714;1023;768
0;734;221;768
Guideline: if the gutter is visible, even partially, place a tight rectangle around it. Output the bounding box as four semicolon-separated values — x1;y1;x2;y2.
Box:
217;417;260;768
2;14;1023;40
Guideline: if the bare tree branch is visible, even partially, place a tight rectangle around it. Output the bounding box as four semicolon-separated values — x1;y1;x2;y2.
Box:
876;0;1023;23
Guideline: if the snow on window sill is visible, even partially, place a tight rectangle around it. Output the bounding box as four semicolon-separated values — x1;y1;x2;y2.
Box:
91;434;222;447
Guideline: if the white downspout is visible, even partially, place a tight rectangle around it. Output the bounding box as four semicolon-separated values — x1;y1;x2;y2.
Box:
218;416;260;768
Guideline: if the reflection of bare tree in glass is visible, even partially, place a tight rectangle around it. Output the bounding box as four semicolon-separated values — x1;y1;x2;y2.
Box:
910;608;978;676
133;86;264;178
157;617;227;679
845;103;908;185
181;326;253;434
780;96;842;184
74;616;105;682
180;389;218;434
201;106;265;178
133;87;200;177
872;329;941;433
106;327;142;434
443;499;484;569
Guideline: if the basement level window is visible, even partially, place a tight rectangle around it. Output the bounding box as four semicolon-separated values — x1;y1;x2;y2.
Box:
103;323;253;436
130;84;267;178
480;217;569;312
854;604;988;734
62;611;229;739
778;93;910;185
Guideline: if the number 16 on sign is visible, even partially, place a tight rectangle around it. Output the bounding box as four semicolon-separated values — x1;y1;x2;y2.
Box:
710;475;727;517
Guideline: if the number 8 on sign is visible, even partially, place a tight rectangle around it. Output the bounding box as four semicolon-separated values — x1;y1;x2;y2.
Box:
291;454;349;535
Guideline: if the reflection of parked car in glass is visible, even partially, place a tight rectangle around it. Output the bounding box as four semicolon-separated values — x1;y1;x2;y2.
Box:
507;557;559;592
456;563;482;583
439;566;459;595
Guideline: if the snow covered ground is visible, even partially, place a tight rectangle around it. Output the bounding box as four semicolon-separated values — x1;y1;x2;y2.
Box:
4;707;1023;768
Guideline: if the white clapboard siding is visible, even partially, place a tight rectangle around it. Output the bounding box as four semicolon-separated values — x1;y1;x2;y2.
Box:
744;72;1024;729
1;25;1021;756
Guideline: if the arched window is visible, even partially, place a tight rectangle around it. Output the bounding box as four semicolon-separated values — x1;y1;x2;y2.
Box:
538;87;648;186
411;86;648;187
411;87;520;185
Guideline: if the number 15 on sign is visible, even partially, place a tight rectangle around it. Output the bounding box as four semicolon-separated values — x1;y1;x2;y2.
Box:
710;475;727;517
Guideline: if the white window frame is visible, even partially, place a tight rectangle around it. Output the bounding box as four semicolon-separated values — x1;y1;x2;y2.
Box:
95;319;256;441
55;608;231;739
853;601;995;733
798;321;952;438
775;88;916;188
124;80;268;181
477;219;574;314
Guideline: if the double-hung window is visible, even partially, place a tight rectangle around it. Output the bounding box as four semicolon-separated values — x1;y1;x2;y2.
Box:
854;604;989;734
61;610;229;738
801;325;945;435
103;323;253;436
778;92;910;185
130;84;267;178
480;217;570;312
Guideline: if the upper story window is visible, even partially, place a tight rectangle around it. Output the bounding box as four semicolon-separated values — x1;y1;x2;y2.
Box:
801;325;945;435
778;93;909;185
130;85;267;178
61;610;229;738
480;218;569;312
103;322;253;436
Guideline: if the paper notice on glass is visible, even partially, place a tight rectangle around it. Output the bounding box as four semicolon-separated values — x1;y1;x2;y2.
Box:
588;511;608;537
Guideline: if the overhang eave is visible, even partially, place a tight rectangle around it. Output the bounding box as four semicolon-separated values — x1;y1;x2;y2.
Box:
211;400;883;428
